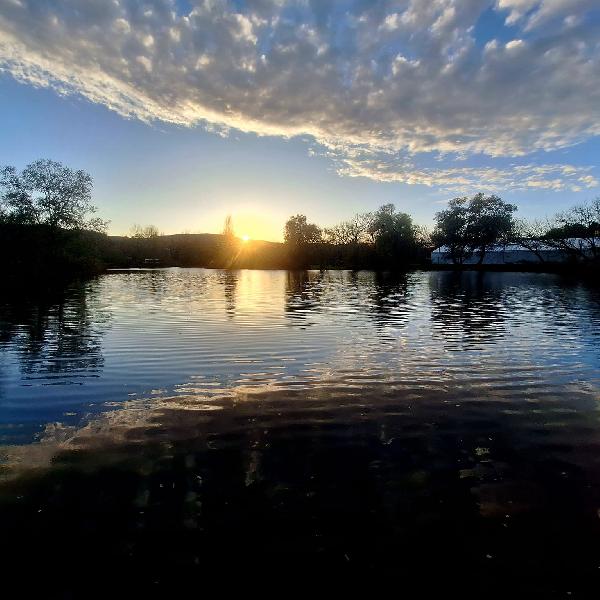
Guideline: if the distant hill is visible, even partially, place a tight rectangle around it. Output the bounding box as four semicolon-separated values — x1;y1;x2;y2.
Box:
108;233;287;269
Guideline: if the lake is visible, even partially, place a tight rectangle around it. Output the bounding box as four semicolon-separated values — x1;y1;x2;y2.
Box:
1;269;600;595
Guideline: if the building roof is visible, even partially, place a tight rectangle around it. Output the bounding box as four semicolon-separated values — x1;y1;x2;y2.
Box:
431;238;599;254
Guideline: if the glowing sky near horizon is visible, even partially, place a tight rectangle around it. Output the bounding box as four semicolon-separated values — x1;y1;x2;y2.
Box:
1;0;599;241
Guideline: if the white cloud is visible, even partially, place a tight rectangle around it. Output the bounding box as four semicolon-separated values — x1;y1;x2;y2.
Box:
505;39;525;51
496;0;598;30
113;18;130;34
327;146;599;193
0;0;598;192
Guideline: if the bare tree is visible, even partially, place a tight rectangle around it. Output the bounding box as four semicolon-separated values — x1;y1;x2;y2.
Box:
545;198;600;262
512;219;551;262
130;224;161;239
223;215;235;240
324;213;373;246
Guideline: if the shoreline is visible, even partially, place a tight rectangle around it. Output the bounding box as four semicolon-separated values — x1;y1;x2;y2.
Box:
3;262;598;297
105;262;599;277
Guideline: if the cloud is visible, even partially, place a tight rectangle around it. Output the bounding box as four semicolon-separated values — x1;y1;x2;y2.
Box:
326;146;599;193
496;0;598;30
0;0;599;192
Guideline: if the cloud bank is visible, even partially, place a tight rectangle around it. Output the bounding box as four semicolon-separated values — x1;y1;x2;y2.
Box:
0;0;599;192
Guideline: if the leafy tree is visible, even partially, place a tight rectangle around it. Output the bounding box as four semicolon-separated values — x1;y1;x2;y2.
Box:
284;214;322;268
432;197;470;264
433;193;517;264
0;166;39;224
466;193;517;263
368;204;420;263
0;159;106;231
284;214;322;246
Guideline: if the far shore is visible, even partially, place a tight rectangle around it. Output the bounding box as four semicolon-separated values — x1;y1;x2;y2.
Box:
102;262;599;278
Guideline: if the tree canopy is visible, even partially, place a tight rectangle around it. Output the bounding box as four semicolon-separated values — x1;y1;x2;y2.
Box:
368;204;421;262
0;159;106;231
433;193;517;264
284;215;322;246
541;197;600;261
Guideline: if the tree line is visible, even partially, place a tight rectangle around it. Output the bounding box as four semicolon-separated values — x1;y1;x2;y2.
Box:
2;159;599;282
283;193;599;268
283;205;430;268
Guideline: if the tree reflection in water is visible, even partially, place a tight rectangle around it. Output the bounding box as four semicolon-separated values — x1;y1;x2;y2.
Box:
219;269;238;319
284;270;324;327
429;271;509;349
0;283;108;443
0;286;104;377
0;269;599;595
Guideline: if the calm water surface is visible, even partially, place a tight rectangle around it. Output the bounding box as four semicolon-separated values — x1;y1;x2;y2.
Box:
1;269;600;595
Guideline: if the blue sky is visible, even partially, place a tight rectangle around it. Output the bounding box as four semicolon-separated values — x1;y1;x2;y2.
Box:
1;1;599;240
0;75;442;239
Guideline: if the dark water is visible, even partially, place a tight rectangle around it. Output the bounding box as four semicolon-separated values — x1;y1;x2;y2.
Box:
1;269;600;595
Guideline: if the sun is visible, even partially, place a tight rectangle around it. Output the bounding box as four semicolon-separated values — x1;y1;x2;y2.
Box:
241;235;250;242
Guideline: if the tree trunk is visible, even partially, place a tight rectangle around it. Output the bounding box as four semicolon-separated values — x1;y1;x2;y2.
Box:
477;247;486;264
533;250;545;263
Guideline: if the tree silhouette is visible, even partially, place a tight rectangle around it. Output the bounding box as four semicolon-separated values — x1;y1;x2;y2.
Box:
284;214;321;246
0;159;106;231
433;194;517;264
223;215;235;239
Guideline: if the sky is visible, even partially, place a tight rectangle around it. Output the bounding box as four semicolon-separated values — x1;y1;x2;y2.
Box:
0;0;599;241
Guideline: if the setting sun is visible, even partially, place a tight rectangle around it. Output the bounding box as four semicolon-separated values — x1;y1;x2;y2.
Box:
242;235;250;242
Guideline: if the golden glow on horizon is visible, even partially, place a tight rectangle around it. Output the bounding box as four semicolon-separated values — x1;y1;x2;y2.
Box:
113;207;286;241
226;210;283;242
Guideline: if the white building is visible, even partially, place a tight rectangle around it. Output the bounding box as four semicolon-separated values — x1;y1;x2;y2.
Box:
430;240;596;265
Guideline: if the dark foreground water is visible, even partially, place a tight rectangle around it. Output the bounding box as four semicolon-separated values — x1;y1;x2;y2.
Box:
1;269;600;596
